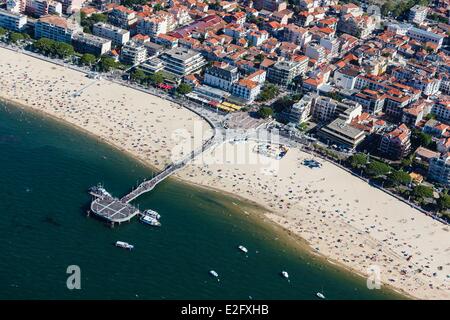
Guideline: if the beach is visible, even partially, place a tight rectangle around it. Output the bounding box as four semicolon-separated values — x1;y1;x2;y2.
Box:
1;47;449;299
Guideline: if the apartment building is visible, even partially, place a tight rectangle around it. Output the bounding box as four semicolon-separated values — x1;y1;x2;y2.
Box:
72;32;112;56
35;15;82;43
428;154;450;186
120;41;147;65
204;62;239;91
378;124;411;160
0;8;27;32
108;5;137;29
282;94;314;124
432;99;450;124
159;47;206;76
267;59;308;86
93;22;130;46
408;5;428;25
137;16;168;37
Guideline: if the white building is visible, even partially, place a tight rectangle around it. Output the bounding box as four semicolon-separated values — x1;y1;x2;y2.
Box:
26;0;62;17
428;154;450;186
204;62;239;91
231;79;261;103
6;0;26;13
93;22;130;46
120;41;147;65
284;94;314;124
137;16;168;37
408;5;428;25
333;66;360;90
35;15;82;43
159;47;206;76
0;8;27;31
387;23;445;49
305;42;326;63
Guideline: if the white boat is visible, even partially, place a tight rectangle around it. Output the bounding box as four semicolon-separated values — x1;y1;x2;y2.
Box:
209;270;219;278
143;209;161;220
140;215;161;227
238;245;248;253
316;292;325;299
281;271;289;279
88;184;111;198
115;241;134;250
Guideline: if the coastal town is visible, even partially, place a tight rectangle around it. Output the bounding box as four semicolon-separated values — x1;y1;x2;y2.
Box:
0;0;450;300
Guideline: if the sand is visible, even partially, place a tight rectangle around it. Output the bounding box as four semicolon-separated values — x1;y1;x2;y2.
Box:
1;47;449;299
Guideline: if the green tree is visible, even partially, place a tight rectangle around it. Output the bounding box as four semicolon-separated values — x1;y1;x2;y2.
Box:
257;84;279;102
390;170;412;186
153;3;163;11
258;106;273;119
412;185;434;200
148;72;164;85
272;96;295;113
348;153;368;169
99;56;117;72
52;42;75;58
437;193;450;211
365;161;392;178
176;83;193;95
34;38;55;54
9;32;24;43
80;53;97;66
131;69;147;83
0;27;7;37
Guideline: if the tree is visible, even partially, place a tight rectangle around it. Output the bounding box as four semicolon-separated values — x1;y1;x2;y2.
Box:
437;193;450;211
34;38;55;55
272;96;295;113
9;32;24;43
0;27;7;37
390;170;412;186
99;56;117;72
176;83;193;95
365;161;392;178
256;84;279;102
413;130;432;148
412;185;433;201
153;3;163;11
52;42;74;58
80;53;97;66
258;106;273;119
348;153;368;169
148;72;164;85
131;69;147;83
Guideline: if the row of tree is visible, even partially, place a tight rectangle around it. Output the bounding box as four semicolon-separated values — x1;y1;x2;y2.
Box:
33;38;75;58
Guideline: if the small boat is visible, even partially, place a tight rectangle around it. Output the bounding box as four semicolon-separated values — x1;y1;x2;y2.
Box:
143;209;161;220
209;270;219;278
88;184;111;198
281;271;289;279
316;292;325;299
140;215;161;227
115;241;134;250
238;245;248;253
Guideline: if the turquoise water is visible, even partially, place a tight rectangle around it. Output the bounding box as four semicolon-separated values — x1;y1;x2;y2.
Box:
0;102;401;299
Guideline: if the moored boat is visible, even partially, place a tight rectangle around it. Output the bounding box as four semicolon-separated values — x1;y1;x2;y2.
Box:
140;215;161;227
115;241;134;250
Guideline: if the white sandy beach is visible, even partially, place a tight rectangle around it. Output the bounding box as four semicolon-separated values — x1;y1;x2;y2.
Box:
1;47;449;299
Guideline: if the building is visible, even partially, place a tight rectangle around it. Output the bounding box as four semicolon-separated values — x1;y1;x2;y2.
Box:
120;41;147;65
282;93;314;124
26;0;62;17
72;32;111;56
159;47;206;76
6;0;26;13
92;22;130;46
333;66;359;90
312;96;361;123
378;124;411;160
408;5;428;25
137;16;168;37
318;117;366;148
0;8;27;32
108;5;137;29
35;15;82;43
428;154;450;186
350;89;385;115
93;0;120;11
387;23;445;49
337;14;376;39
204;62;239;91
431;99;450;124
267;59;308;86
305;42;326;63
59;0;85;14
231;79;261;103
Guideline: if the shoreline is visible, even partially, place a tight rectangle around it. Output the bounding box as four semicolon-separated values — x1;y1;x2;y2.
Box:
1;47;448;300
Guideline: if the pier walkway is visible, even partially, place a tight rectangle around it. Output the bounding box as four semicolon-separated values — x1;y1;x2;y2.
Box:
89;134;218;225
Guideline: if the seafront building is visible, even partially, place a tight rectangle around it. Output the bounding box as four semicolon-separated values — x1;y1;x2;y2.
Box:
72;32;112;56
0;8;27;32
120;41;147;65
267;59;308;87
92;22;130;46
428;154;450;186
34;15;82;43
159;47;206;76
